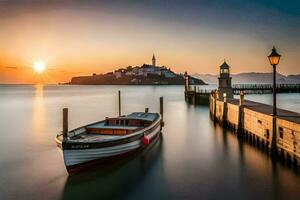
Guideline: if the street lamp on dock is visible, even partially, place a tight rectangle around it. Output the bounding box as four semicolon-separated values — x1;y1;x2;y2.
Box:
268;46;281;157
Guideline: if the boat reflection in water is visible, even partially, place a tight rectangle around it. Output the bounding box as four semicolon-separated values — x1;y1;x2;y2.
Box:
62;133;170;199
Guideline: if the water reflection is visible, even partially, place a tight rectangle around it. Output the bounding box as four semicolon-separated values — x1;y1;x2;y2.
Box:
222;128;229;155
32;84;46;134
237;138;245;166
221;127;300;199
63;134;170;199
1;85;300;200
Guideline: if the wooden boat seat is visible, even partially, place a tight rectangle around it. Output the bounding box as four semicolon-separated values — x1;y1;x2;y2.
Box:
86;116;153;135
87;127;139;135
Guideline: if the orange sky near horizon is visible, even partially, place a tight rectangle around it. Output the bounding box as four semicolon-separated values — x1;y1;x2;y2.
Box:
0;1;299;84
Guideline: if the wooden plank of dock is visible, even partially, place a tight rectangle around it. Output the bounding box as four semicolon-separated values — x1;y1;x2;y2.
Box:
227;99;300;124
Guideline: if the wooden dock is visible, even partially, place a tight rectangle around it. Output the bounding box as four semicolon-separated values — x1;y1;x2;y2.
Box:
232;84;300;94
184;86;211;105
185;83;300;105
210;92;300;169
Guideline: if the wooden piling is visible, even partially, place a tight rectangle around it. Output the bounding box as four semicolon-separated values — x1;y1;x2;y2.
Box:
237;91;245;138
184;72;189;92
280;149;285;162
261;140;265;152
160;97;163;120
145;108;149;113
287;153;292;167
62;108;68;138
118;90;121;116
213;93;217;123
222;100;228;127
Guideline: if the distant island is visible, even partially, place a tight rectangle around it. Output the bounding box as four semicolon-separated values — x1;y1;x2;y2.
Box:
68;55;206;85
193;72;300;84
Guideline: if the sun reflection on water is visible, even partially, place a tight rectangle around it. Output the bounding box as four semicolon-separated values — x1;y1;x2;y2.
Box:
32;84;46;140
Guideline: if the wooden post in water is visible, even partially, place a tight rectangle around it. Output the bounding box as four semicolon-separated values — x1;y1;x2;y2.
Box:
222;93;228;127
184;72;189;92
160;97;164;122
193;86;197;104
184;72;189;101
213;91;217;124
237;91;244;138
62;108;68;138
118;90;121;116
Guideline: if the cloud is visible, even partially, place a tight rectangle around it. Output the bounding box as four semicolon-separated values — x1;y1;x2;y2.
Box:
6;66;20;69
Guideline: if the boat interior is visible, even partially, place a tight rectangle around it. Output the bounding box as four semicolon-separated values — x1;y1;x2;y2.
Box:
86;118;151;135
65;112;159;142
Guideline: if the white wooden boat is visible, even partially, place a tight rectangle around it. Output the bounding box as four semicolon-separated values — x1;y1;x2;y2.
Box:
56;112;162;171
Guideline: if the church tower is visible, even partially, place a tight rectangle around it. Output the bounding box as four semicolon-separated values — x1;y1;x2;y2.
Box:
218;61;233;100
152;54;156;67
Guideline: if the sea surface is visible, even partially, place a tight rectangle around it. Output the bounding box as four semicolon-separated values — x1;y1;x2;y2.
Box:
0;84;300;200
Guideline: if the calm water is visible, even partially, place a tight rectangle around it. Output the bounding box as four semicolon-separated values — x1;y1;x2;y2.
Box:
0;85;300;200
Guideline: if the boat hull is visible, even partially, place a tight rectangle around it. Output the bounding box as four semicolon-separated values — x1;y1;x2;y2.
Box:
61;121;161;171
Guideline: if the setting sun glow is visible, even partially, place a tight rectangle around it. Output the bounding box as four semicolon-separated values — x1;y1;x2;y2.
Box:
33;61;46;74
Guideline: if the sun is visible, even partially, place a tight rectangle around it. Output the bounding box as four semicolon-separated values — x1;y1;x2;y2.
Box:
34;61;46;74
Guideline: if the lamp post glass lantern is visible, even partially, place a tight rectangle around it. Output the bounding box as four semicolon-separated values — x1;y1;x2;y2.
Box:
268;46;281;157
268;46;281;66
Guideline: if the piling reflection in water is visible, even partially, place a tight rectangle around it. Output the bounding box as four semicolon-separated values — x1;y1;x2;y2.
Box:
217;126;300;200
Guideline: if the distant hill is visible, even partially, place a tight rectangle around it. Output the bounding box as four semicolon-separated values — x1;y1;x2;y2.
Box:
69;64;206;85
287;74;300;81
193;72;300;84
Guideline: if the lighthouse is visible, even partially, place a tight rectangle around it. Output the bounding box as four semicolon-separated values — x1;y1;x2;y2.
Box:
218;61;233;100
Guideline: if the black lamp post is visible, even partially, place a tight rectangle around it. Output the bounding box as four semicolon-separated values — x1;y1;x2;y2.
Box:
268;46;281;157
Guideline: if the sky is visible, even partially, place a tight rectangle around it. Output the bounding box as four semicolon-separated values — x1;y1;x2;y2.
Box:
0;0;299;84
